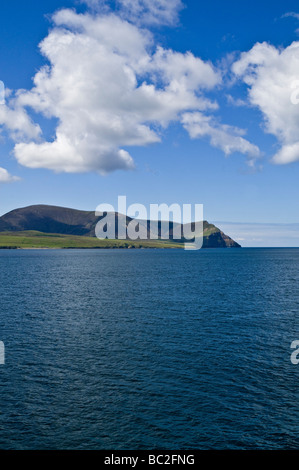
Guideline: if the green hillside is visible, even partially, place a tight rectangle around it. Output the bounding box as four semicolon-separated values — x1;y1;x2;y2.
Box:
0;231;183;249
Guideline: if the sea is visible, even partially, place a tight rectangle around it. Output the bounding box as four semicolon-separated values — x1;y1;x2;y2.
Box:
0;248;298;449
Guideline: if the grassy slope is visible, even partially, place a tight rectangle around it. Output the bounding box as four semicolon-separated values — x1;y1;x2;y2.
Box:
203;224;219;237
0;231;184;249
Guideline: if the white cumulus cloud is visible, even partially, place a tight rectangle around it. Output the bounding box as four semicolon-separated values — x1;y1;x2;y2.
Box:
11;9;222;174
0;5;264;175
232;41;299;164
0;104;41;141
81;0;184;26
0;167;20;183
181;112;261;164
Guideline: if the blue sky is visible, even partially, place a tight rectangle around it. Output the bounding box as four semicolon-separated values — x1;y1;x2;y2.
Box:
1;0;299;246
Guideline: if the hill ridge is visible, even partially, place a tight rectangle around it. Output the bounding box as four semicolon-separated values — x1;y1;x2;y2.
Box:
0;204;241;248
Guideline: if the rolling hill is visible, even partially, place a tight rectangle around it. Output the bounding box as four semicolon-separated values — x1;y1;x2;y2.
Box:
0;205;241;248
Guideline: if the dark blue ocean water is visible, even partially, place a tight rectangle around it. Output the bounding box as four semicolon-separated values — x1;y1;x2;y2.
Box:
0;248;299;450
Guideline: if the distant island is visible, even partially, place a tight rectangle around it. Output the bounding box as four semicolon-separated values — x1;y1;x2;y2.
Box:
0;205;241;249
